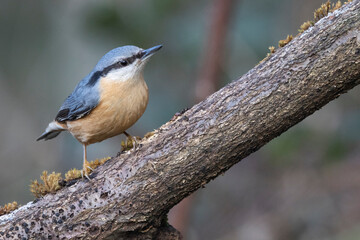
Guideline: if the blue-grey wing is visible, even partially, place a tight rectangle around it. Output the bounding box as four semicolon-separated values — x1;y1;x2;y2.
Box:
55;77;100;122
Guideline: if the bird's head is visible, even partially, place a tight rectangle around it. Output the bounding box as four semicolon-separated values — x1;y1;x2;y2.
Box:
93;45;162;82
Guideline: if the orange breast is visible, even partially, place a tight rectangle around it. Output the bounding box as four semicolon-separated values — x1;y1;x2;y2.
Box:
66;77;148;144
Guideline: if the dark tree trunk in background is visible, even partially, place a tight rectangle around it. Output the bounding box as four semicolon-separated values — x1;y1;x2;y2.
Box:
194;0;235;102
1;1;360;239
169;0;235;234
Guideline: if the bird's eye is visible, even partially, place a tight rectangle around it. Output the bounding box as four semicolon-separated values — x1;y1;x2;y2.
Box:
120;60;128;66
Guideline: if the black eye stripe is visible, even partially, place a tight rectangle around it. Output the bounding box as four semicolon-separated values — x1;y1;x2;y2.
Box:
125;55;136;64
119;51;144;65
136;51;145;59
88;52;143;86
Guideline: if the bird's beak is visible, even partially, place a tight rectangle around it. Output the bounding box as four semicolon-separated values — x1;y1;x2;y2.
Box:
141;45;163;60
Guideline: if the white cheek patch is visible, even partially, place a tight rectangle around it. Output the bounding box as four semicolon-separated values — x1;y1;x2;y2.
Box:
105;59;146;82
106;66;134;82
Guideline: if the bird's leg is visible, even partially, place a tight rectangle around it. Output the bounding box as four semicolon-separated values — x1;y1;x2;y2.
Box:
124;131;138;149
81;144;92;180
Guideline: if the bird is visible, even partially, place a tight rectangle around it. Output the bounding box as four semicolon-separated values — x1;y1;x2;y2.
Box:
37;44;162;179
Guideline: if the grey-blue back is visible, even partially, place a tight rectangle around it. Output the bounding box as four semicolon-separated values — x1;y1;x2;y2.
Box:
55;45;142;122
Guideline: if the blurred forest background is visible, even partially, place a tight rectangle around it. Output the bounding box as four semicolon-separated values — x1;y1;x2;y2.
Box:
0;0;359;239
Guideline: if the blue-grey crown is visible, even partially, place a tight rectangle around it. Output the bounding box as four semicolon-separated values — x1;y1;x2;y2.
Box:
83;44;162;87
94;45;142;71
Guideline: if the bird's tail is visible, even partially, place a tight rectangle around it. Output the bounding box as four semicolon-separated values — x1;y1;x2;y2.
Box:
37;121;66;141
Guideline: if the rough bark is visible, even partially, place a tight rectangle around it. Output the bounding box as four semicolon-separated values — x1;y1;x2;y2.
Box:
1;1;360;239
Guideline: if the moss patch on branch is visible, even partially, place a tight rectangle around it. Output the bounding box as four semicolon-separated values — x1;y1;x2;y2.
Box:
30;171;62;198
29;133;154;199
0;202;18;216
263;0;352;61
30;157;111;198
278;35;293;48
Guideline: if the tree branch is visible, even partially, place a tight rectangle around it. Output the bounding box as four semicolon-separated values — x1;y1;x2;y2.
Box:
1;1;360;239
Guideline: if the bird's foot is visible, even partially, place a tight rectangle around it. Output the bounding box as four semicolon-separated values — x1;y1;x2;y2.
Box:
127;135;138;148
81;160;93;180
121;132;140;152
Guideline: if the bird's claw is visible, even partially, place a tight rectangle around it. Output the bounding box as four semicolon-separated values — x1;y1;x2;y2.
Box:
86;165;94;171
126;135;138;149
81;169;91;180
82;160;92;180
122;132;139;151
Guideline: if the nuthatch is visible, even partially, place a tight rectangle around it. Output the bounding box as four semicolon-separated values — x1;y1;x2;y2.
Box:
37;45;162;179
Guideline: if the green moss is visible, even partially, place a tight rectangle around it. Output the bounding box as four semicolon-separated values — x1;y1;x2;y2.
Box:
278;35;293;48
0;201;18;216
263;1;349;60
30;171;62;198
